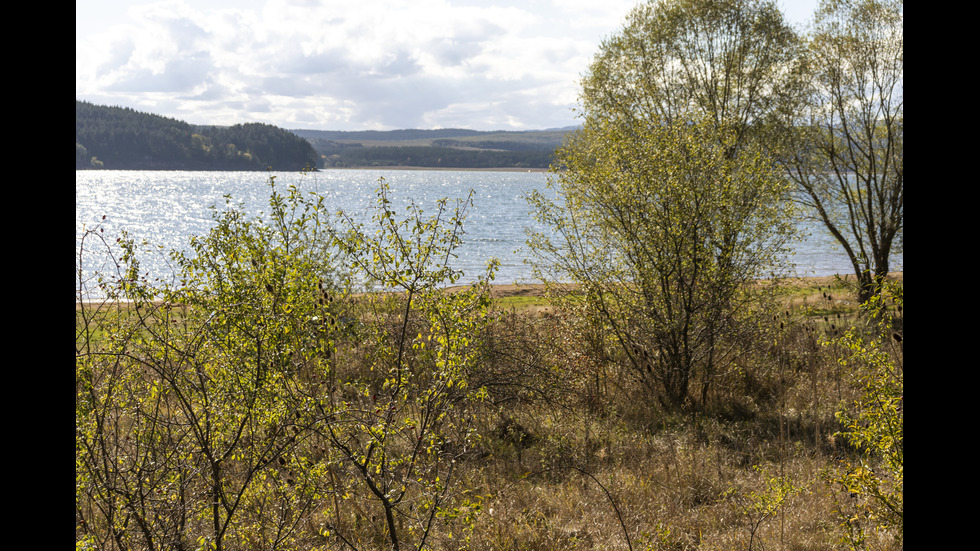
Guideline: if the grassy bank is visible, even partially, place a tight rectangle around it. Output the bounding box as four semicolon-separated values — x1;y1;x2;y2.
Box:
76;273;903;549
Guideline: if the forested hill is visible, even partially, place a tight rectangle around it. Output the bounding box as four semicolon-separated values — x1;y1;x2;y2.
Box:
75;101;319;171
76;100;572;171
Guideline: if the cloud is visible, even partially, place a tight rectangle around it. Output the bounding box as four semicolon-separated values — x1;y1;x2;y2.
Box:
75;0;640;130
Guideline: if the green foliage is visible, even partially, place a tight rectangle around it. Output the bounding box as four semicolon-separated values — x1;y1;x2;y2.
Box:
526;0;802;413
528;114;795;410
76;176;494;549
824;285;903;548
581;0;800;150
75;2;907;543
76;177;339;549
322;178;496;550
726;465;806;550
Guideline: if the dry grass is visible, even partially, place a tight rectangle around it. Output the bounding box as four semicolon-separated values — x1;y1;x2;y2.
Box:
76;274;903;549
444;403;846;550
435;274;904;550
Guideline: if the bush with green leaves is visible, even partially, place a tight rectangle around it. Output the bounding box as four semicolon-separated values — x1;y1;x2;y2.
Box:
321;179;496;550
77;180;339;549
823;287;903;549
725;466;806;551
76;177;495;550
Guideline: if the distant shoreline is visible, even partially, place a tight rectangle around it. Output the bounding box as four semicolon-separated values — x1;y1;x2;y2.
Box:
77;166;550;173
320;166;550;173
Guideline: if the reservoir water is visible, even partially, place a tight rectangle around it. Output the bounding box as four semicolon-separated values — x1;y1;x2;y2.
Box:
76;169;900;296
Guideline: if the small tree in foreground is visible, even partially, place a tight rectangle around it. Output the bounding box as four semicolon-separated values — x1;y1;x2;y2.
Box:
76;177;494;550
825;286;903;548
527;115;796;411
324;179;495;550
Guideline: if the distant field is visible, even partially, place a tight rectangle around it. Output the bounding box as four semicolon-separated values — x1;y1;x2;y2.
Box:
292;128;572;169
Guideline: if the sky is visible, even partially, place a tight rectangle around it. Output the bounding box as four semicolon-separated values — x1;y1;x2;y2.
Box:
76;0;819;132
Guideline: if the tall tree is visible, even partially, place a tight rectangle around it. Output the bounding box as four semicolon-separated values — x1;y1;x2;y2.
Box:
528;115;795;410
526;0;800;410
581;0;800;151
780;0;903;302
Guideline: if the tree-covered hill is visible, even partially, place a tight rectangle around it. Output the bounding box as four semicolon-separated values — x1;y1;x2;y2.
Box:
76;100;572;171
75;101;320;171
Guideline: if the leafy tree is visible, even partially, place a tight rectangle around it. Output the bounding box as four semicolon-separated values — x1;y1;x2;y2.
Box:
779;0;903;303
580;0;800;152
527;0;799;411
527;115;795;410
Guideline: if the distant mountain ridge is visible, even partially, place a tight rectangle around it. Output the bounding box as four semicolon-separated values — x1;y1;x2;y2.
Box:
76;101;572;171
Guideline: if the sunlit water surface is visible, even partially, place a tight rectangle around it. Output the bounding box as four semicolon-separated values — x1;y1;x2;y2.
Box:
76;170;900;297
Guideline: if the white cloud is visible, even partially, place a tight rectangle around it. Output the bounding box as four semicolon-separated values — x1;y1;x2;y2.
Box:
76;0;815;130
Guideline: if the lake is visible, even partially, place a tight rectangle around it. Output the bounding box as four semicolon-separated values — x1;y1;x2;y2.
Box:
75;169;898;297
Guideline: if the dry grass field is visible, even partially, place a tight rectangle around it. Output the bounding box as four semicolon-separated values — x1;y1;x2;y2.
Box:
76;273;903;549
